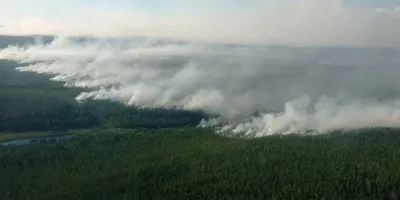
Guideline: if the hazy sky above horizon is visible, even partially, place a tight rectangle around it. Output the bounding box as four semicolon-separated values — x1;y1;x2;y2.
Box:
1;0;400;46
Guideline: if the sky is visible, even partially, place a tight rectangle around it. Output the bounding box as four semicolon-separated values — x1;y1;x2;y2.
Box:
1;0;400;46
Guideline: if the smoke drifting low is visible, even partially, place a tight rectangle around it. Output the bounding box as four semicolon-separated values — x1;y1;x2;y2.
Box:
1;37;400;136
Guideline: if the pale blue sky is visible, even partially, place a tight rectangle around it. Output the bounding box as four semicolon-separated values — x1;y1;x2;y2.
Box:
4;0;399;13
2;0;400;18
347;0;400;7
1;0;400;46
43;0;400;10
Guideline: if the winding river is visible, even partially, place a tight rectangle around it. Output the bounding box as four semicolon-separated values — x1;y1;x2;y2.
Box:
0;134;73;146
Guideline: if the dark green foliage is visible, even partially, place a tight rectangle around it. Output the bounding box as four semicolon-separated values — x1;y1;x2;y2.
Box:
1;128;400;200
0;59;206;132
81;100;206;129
2;36;400;200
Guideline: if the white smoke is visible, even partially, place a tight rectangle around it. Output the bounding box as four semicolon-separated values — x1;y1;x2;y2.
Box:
2;36;400;136
215;96;400;137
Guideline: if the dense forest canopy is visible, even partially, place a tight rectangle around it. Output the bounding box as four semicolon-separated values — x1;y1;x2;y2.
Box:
2;128;400;200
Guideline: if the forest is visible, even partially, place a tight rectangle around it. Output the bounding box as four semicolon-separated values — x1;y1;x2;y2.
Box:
2;128;400;200
1;35;400;200
0;59;206;132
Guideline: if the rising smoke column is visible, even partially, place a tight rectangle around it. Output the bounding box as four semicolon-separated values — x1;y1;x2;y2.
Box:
2;36;400;137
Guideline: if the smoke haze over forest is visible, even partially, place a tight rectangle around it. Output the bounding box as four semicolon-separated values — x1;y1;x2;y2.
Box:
1;36;400;136
1;0;400;136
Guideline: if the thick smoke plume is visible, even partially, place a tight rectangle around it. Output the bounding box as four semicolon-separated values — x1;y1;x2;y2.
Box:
1;37;400;136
